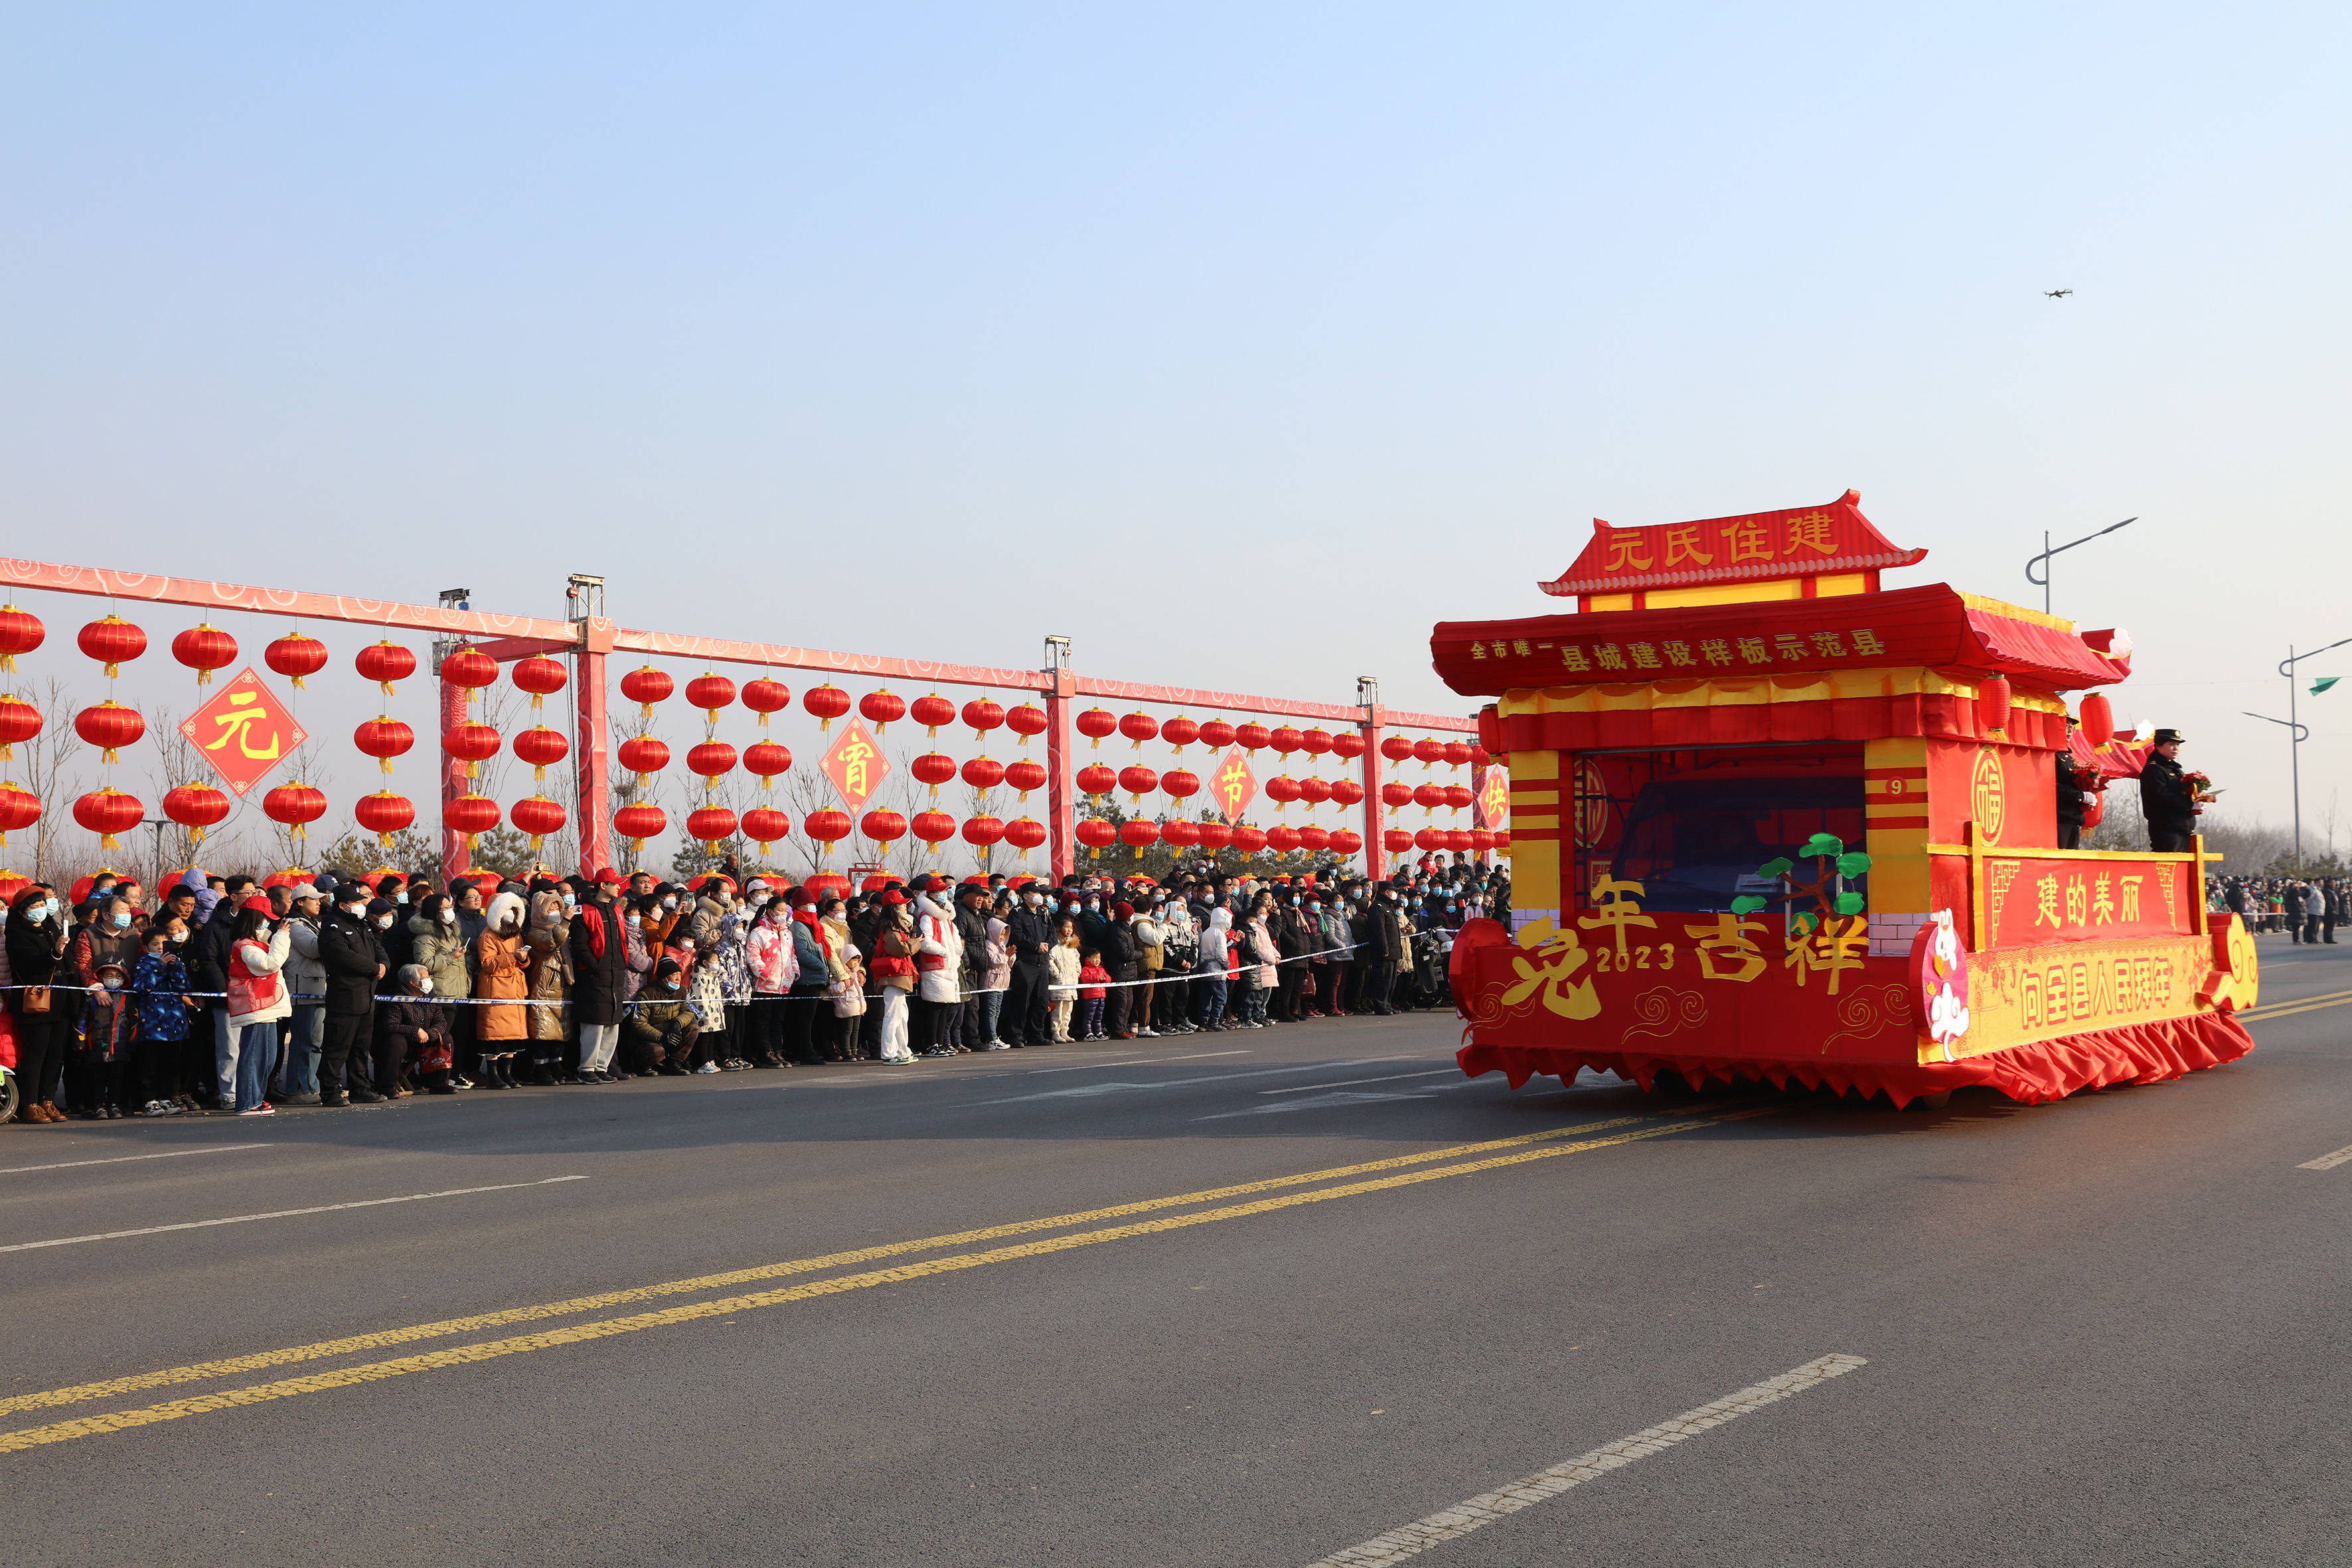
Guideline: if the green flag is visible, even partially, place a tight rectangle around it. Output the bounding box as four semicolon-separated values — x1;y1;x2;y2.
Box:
2313;676;2341;696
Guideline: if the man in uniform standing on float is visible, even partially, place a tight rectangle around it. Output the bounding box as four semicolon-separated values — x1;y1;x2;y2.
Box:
2140;728;2198;853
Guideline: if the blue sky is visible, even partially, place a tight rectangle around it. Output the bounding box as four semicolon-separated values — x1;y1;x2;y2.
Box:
3;4;2348;850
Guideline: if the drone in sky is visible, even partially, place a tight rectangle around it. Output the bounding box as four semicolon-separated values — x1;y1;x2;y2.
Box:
2043;289;2073;298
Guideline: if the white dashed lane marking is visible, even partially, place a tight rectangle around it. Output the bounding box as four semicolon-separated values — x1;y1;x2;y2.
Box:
2297;1144;2352;1171
1302;1354;1868;1567
0;1176;589;1253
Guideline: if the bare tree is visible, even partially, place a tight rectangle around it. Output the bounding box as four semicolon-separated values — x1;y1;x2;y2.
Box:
260;740;331;871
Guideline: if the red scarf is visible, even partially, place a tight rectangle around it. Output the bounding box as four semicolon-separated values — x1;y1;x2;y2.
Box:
793;905;832;961
580;904;606;959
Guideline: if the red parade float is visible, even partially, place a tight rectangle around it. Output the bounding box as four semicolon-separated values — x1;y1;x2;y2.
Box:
1435;489;2256;1108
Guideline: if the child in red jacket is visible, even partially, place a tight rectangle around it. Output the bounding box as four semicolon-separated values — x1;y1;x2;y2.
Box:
1076;952;1111;1041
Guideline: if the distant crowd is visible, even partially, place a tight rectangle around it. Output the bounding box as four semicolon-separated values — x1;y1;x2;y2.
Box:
1;856;1507;1123
2212;874;2346;943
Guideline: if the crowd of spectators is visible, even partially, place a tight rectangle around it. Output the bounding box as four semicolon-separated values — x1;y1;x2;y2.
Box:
2211;874;2347;943
0;856;1507;1123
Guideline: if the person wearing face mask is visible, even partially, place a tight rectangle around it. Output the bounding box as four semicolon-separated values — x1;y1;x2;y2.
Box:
131;922;195;1115
222;899;292;1115
275;884;330;1103
470;891;533;1083
1192;907;1231;1032
1271;892;1314;1023
316;892;390;1107
781;889;834;1063
6;886;69;1121
909;881;965;1058
1312;895;1352;1018
61;896;143;1117
742;896;801;1067
624;956;703;1074
568;872;631;1082
1046;916;1082;1042
1352;889;1398;1016
71;960;135;1119
1155;899;1198;1032
380;965;457;1093
1002;885;1057;1049
518;881;576;1084
405;892;472;1090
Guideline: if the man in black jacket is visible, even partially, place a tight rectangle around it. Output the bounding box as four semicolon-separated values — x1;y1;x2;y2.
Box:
2055;726;2088;850
188;876;250;1105
1002;887;1056;1048
1103;901;1141;1038
2282;880;2308;944
317;889;388;1106
2139;730;2198;853
953;882;993;1046
569;874;631;1080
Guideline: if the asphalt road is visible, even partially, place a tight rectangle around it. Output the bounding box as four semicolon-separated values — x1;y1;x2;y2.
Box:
5;941;2347;1567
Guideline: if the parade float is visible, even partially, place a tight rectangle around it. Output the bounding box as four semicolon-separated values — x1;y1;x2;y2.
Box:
1437;491;2257;1107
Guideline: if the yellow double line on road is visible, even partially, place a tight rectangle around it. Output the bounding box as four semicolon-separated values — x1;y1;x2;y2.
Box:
2240;987;2352;1025
1;1109;1763;1455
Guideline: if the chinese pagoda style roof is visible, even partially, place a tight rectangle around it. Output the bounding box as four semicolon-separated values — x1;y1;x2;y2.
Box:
1431;583;2131;698
1537;489;1928;599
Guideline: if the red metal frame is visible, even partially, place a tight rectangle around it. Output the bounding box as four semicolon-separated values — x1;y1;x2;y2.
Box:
4;557;1476;886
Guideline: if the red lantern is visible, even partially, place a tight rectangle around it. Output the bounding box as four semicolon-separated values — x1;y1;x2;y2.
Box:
1120;820;1160;851
1162;769;1200;814
1005;759;1048;802
1196;819;1233;851
962;815;1006;849
910;694;957;736
347;716;411;777
73;700;145;763
687;740;738;793
1005;703;1048;745
0;604;45;672
1264;775;1301;814
163;782;232;844
803;684;852;730
1380;734;1415;765
1443;784;1475;815
443;720;501;780
1266;825;1302;854
621;666;674;718
1198;719;1238;750
1119;711;1160;751
1298;825;1331;853
0;780;38;847
1383;828;1414;855
1075;819;1117;860
1077;763;1118;801
514;725;570;782
352;789;416;850
78;615;149;677
1289;728;1328;760
742;678;791;726
440;643;499;702
355;640;417;696
2080;692;2115;749
858;689;906;734
513;655;568;710
1076;707;1118;749
1235;722;1271;752
745;741;793;790
1269;725;1304;757
1978;674;2012;736
0;694;40;761
961;756;1006;792
1470;828;1496;853
1330;779;1364;809
613;803;666;850
962;698;1005;742
912;810;958;854
1231;824;1269;855
1330;730;1365;762
1381;781;1413;815
1414;828;1446;852
685;672;736;722
688;806;740;845
1447;830;1474;854
742;807;792;852
1413;783;1447;817
1492;830;1512;851
74;786;146;849
860;809;907;849
913;751;959;799
1162;716;1200;754
618;735;670;787
1298;777;1333;808
1413;738;1446;770
1328;828;1362;858
805;809;853;856
262;781;327;844
1004;817;1047;860
1162;819;1202;848
1471;745;1494;770
1443;741;1472;769
1118;765;1159;805
171;623;237;686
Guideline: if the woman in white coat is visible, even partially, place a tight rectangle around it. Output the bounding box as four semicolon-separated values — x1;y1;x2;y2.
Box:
912;888;965;1059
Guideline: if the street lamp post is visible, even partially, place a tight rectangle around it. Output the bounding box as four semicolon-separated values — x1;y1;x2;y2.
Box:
2270;637;2352;870
2025;518;2137;616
